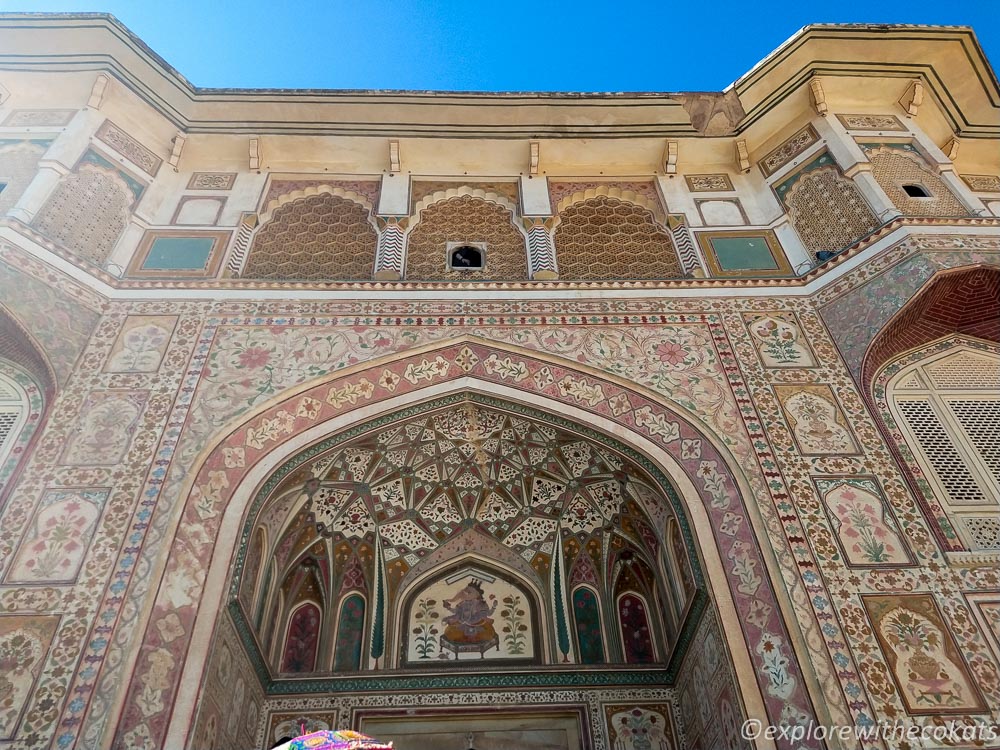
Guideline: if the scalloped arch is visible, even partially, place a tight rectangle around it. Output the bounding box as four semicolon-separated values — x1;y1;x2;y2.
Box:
556;186;665;225
259;185;375;226
411;186;520;223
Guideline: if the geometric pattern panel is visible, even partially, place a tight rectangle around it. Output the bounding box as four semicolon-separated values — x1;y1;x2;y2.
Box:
0;141;47;214
32;164;135;266
896;398;991;506
405;196;527;281
243;193;377;281
865;145;970;218
782;162;880;255
554;196;682;280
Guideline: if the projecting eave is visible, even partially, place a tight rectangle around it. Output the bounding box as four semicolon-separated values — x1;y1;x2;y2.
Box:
0;14;997;139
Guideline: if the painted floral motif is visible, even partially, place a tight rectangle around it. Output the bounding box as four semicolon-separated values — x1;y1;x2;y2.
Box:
619;594;655;664
8;489;107;583
0;616;58;740
747;313;815;367
610;707;672;750
865;594;987;714
755;632;795;700
817;479;909;566
61;390;147;465
410;597;440;659
775;385;859;455
105;318;174;372
281;603;320;673
573;587;605;664
499;593;528;655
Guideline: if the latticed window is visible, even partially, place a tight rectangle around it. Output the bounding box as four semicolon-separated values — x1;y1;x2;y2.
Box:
0;370;29;476
888;345;1000;550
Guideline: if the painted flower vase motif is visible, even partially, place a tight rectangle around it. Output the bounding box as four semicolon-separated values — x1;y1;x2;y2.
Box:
749;315;815;368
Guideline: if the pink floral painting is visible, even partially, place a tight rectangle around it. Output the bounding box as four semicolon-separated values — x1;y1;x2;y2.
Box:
8;489;107;583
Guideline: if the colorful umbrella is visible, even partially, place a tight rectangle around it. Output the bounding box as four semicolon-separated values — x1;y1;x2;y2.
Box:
286;729;393;749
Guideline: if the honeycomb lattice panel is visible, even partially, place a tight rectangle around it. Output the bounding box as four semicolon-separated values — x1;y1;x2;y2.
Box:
405;196;527;281
926;352;1000;390
784;167;880;255
244;193;377;281
553;196;681;280
869;148;970;218
947;399;1000;481
0;142;46;214
33;165;133;265
897;398;990;505
963;516;1000;550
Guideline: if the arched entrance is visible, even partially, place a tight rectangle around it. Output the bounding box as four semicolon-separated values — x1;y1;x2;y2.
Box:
112;339;821;749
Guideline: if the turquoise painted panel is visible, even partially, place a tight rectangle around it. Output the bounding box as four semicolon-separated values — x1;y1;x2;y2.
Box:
573;587;605;664
334;594;365;671
142;237;215;271
710;236;779;271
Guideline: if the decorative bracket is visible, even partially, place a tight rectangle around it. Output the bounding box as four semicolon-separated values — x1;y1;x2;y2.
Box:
168;133;187;171
664;140;678;174
249;137;260;171
898;79;923;118
389;139;401;173
808;78;828;117
734;139;751;173
529;141;540;175
943;136;960;161
0;82;10;105
87;73;110;109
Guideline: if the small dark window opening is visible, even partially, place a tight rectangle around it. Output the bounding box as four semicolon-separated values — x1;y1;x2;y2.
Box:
0;183;7;195
450;245;483;269
902;184;930;198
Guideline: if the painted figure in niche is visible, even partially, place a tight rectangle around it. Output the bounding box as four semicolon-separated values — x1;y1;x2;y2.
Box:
879;605;979;711
819;480;909;566
748;315;815;368
610;707;672;750
439;579;499;658
782;389;857;455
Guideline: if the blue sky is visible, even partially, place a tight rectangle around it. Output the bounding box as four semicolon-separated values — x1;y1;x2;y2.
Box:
5;1;999;91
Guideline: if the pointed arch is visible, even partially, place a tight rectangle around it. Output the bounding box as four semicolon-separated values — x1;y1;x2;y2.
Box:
123;337;821;749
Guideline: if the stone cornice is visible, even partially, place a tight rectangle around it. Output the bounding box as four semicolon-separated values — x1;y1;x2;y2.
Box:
0;15;996;139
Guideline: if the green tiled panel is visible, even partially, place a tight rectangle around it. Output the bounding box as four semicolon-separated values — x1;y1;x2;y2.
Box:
143;237;215;270
709;236;779;271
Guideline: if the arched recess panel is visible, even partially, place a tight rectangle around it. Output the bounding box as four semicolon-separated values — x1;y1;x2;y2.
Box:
333;594;366;671
243;192;377;280
572;586;605;665
778;157;880;255
554;196;681;280
405;195;528;281
618;593;655;664
32;163;137;265
280;601;321;673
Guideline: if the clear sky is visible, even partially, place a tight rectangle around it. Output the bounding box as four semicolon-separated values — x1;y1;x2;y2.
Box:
4;1;998;92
